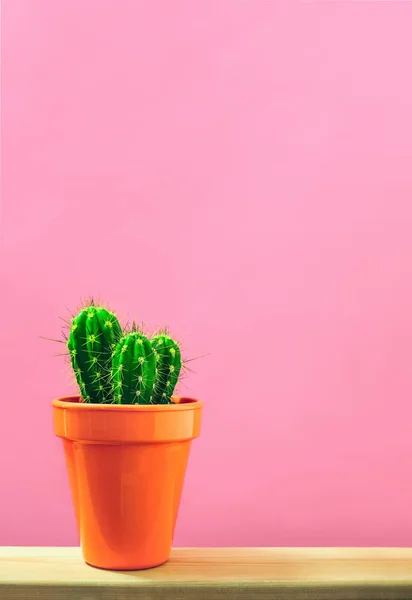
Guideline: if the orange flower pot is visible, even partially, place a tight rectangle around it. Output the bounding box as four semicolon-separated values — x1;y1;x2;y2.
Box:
52;395;202;570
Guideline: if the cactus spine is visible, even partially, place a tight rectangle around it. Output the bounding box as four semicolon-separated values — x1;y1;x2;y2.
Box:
67;304;122;403
151;334;182;404
112;331;156;404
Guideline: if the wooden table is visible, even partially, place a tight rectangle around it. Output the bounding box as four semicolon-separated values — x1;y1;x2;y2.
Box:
1;547;412;599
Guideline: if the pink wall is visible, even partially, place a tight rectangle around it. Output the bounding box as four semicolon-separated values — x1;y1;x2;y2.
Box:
2;1;412;547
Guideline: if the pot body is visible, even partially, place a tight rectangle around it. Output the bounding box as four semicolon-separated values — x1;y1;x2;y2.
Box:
53;396;202;570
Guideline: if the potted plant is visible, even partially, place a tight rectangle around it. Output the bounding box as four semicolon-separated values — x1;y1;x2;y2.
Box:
52;300;203;570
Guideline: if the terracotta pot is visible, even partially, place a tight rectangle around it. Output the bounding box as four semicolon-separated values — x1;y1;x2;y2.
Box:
53;395;202;570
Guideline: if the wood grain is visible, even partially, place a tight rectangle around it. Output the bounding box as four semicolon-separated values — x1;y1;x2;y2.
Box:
1;547;412;599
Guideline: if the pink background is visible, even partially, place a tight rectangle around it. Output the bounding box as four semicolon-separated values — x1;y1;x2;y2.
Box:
2;1;412;546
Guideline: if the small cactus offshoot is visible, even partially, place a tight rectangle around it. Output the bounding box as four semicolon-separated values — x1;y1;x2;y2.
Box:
64;302;185;405
151;334;182;405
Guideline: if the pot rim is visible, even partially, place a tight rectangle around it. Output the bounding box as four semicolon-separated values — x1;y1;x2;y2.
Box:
52;395;203;413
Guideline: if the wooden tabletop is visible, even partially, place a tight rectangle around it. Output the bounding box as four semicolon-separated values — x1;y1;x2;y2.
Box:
1;547;412;599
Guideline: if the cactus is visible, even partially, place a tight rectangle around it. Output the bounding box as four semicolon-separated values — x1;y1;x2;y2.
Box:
151;334;182;404
63;301;186;405
67;304;122;403
112;331;156;404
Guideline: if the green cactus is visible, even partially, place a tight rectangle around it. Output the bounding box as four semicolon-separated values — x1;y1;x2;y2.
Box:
63;301;186;405
111;331;156;404
151;334;182;404
67;304;122;403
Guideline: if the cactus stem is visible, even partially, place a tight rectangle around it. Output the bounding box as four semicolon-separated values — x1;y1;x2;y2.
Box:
111;331;156;404
151;334;182;404
67;303;122;403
